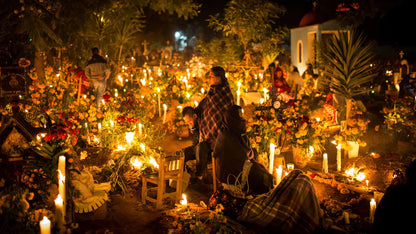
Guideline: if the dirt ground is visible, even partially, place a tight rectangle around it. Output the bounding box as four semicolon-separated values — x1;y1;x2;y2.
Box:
73;117;415;234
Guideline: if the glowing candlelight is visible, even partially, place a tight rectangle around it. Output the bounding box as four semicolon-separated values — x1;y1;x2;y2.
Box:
180;194;188;206
157;87;161;117
269;143;276;174
276;165;283;186
126;132;135;144
57;169;65;223
236;90;240;106
263;88;268;100
138;123;143;137
39;216;51;234
55;194;64;229
260;98;265;104
287;163;294;171
370;198;376;223
149;156;159;169
130;157;143;170
194;101;198;107
98;123;101;133
163;104;167;123
118;75;123;86
366;179;369;190
201;88;205;94
337;144;342;171
140;143;146;152
322;153;328;173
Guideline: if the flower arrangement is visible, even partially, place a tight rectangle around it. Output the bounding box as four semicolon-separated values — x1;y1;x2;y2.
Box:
383;96;416;142
335;114;370;149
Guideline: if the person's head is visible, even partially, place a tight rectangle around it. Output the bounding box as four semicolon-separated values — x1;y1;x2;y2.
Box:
91;47;100;55
274;66;283;79
182;106;197;127
208;66;225;86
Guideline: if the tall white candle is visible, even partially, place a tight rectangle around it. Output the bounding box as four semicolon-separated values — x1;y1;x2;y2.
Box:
337;144;342;171
322;153;328;173
55;194;64;229
98;123;101;133
39;216;51;234
163;104;167;123
370;198;376;223
269;143;276;174
58;156;65;178
276;165;283;186
138;123;143;137
157;87;161;117
57;169;65;218
236;90;240;106
263;88;267;100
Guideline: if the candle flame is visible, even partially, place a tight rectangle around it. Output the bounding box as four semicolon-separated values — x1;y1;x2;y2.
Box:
149;156;159;169
58;169;65;184
130;157;143;170
180;194;187;205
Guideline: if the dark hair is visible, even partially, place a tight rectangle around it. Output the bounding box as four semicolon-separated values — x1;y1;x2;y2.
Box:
211;66;226;80
92;47;99;55
182;106;195;117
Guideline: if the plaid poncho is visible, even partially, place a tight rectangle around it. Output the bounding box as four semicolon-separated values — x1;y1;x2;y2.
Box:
197;78;234;142
237;170;323;233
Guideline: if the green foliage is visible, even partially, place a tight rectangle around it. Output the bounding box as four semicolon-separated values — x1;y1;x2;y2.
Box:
207;0;288;67
319;30;378;99
197;37;242;69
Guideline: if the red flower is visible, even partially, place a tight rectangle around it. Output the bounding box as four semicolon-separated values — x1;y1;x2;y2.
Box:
68;129;76;135
103;94;111;103
57;129;67;139
59;112;66;119
44;133;56;141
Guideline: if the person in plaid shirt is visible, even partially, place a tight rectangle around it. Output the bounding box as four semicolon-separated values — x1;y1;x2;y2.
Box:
195;66;235;180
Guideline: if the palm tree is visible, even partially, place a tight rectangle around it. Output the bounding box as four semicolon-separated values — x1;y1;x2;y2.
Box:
320;29;378;120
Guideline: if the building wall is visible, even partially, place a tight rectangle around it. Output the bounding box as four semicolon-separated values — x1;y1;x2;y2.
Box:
290;20;339;76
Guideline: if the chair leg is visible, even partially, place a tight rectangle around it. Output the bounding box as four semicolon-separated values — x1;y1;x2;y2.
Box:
156;179;164;209
141;178;147;204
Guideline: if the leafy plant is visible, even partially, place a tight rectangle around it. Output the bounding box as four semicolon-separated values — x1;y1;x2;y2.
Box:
319;29;378;119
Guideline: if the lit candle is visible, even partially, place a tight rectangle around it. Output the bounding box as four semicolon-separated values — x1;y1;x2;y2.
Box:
366;179;369;190
163;104;167;123
57;169;65;217
138;123;143;137
55;194;64;230
236;90;240;106
343;211;350;224
39;216;51;234
337;144;342;171
98;123;101;133
180;193;187;206
126;132;135;144
276;165;283;186
287;163;294;171
269;143;276;175
370;198;376;223
263;88;267;100
322;153;328;173
157;87;161;117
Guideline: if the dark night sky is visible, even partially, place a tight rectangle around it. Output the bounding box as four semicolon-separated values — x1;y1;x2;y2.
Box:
145;0;416;51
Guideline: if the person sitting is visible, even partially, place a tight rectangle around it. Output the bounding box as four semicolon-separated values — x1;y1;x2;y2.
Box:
213;105;254;184
181;106;209;182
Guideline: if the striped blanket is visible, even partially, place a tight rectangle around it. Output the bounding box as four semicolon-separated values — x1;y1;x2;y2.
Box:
237;170;323;233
